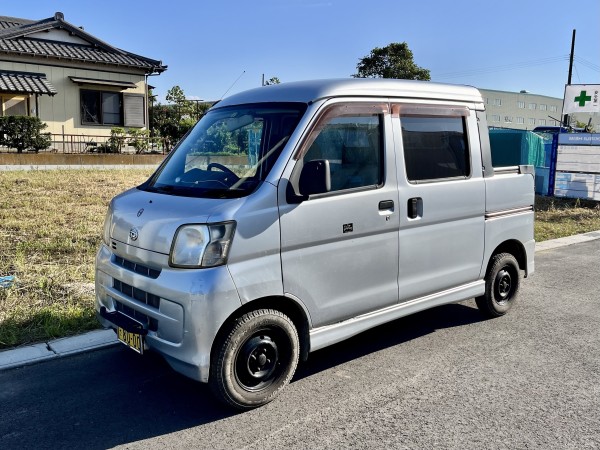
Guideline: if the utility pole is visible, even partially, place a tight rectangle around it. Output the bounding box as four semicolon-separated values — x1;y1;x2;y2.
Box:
563;29;576;128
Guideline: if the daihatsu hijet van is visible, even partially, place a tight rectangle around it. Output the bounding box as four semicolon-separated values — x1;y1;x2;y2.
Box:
96;79;535;409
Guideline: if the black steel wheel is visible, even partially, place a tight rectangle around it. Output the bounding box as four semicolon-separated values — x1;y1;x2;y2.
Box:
476;253;521;318
209;309;299;410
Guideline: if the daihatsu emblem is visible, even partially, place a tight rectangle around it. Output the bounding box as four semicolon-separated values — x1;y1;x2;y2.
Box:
129;228;139;241
137;208;144;217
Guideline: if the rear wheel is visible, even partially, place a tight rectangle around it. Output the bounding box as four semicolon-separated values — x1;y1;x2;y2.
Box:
476;253;521;318
209;309;299;410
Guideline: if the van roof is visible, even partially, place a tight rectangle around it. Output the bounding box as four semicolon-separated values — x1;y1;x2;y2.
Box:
216;78;484;107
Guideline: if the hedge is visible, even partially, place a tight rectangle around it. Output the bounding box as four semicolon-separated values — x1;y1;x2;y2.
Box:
0;116;51;153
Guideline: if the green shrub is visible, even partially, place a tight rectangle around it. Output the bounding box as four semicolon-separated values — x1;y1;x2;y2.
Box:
127;128;150;154
0;116;51;153
108;127;126;153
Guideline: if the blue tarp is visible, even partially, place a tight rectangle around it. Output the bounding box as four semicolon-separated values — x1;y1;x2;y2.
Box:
489;129;547;167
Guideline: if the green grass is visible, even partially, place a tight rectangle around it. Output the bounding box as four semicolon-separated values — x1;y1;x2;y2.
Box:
0;169;153;349
0;170;599;350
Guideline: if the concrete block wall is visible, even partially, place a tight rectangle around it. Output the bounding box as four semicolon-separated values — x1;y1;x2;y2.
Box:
0;154;165;166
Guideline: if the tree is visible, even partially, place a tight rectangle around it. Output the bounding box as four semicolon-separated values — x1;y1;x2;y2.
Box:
165;85;193;121
264;76;281;86
353;42;430;81
151;85;210;151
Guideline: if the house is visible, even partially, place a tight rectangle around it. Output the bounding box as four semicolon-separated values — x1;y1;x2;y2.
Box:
0;11;166;151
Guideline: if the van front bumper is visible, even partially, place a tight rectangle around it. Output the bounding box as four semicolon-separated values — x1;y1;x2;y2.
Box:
95;243;242;383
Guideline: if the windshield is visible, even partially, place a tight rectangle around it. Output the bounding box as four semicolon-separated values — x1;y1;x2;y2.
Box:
142;102;306;198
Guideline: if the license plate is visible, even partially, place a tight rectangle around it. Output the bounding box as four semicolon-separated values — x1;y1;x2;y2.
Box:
117;327;144;354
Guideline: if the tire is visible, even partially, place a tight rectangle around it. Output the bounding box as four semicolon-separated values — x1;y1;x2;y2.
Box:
209;309;300;410
476;253;521;318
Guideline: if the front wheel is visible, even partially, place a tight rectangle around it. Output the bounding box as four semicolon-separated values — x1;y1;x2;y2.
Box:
209;309;299;410
476;253;521;318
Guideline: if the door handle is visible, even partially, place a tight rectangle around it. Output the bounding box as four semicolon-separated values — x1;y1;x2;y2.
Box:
408;197;422;219
378;200;394;211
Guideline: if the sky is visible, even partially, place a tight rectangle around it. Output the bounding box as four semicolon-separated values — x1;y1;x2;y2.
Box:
3;0;599;103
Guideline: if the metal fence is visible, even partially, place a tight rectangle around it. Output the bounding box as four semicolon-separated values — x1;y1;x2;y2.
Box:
0;133;168;154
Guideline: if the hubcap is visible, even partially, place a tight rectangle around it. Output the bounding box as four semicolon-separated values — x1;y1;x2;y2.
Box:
496;268;512;301
236;334;280;391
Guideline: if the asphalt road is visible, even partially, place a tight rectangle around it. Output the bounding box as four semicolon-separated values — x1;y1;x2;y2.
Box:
1;240;599;449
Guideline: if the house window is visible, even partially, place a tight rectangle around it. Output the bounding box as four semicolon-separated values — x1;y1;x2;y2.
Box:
517;101;525;108
80;90;145;127
529;118;536;125
490;115;500;122
504;116;513;123
539;104;547;111
1;95;28;116
493;98;502;106
517;117;525;124
81;89;122;125
528;103;537;110
538;119;546;126
550;105;558;112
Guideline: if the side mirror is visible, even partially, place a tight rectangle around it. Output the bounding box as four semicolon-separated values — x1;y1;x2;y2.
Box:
299;159;331;196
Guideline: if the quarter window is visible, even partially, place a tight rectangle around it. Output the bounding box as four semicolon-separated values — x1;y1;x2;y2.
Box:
399;108;470;182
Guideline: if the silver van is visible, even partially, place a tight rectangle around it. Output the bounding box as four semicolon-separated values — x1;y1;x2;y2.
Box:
96;79;535;409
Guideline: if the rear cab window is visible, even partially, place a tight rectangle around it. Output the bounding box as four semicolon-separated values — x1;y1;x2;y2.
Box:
395;105;471;183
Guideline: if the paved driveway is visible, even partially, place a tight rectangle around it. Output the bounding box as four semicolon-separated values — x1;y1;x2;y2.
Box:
1;240;599;449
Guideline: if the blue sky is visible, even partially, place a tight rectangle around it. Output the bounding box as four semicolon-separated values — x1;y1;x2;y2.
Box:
3;0;599;103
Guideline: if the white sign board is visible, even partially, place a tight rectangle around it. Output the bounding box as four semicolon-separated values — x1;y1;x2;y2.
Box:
554;133;600;200
562;84;600;114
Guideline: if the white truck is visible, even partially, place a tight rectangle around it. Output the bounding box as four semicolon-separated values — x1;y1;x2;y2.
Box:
96;79;535;409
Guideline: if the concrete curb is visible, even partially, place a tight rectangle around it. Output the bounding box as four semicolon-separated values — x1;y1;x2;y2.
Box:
2;229;600;372
534;230;600;252
0;329;117;371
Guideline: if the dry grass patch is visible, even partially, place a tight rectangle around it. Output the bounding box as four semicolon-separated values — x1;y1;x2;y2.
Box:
1;171;599;350
0;169;153;348
535;195;600;242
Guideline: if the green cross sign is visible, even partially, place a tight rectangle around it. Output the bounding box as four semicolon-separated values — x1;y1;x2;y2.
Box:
574;90;592;107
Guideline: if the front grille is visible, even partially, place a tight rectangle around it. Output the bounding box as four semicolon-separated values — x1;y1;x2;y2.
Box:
113;279;160;332
113;255;161;279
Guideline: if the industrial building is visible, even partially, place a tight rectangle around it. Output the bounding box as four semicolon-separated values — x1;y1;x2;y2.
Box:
479;88;600;132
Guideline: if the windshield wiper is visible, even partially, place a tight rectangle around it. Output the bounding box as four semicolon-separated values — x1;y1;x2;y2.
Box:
149;185;175;193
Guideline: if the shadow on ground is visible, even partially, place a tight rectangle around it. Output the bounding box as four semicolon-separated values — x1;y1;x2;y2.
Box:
0;301;485;449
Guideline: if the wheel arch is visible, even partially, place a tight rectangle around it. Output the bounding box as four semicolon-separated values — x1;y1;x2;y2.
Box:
211;295;311;374
487;239;528;275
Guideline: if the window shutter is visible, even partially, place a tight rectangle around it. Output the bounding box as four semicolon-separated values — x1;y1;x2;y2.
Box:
123;94;145;127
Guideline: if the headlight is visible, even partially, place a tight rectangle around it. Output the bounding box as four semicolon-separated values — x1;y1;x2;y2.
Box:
102;206;113;246
170;221;236;268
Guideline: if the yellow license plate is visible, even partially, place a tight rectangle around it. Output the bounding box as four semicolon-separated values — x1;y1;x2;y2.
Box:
117;327;144;354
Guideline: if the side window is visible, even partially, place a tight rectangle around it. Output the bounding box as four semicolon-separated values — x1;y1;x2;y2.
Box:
302;113;383;191
399;109;470;182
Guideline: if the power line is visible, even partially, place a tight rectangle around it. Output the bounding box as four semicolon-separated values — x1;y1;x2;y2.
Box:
434;55;569;80
573;55;600;72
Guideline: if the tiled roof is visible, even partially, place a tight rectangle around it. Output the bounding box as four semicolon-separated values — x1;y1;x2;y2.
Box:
0;12;166;74
0;38;162;69
0;15;34;30
0;70;57;95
